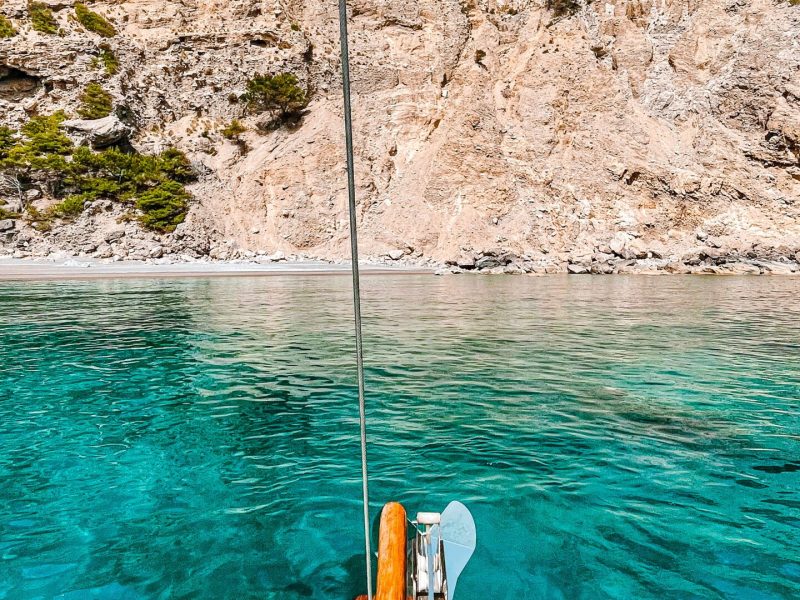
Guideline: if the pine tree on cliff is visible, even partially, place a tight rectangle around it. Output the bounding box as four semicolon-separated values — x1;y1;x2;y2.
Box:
243;73;308;126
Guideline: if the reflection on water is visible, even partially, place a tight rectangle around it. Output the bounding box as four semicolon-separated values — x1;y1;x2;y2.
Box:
0;275;799;599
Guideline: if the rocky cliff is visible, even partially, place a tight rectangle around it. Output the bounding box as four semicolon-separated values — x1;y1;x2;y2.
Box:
1;0;799;273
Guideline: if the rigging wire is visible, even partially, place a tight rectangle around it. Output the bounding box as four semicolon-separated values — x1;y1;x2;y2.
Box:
337;1;373;598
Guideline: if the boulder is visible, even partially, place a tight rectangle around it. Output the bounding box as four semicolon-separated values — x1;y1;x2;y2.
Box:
726;263;761;275
173;223;189;239
626;239;649;260
456;255;475;269
567;262;590;274
0;219;15;231
210;247;228;260
608;236;627;257
682;250;703;266
500;252;519;264
104;228;126;243
664;262;691;274
700;247;726;263
758;261;797;275
474;249;516;269
62;116;132;149
590;263;614;275
592;252;614;263
475;255;501;270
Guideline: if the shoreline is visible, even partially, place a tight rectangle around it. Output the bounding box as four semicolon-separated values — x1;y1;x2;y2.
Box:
0;258;434;281
0;256;798;281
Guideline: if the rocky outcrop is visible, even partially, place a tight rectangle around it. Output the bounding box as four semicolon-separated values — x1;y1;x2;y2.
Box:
62;115;131;148
0;0;799;273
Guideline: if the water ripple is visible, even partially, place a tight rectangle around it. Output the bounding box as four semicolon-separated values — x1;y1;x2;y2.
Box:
0;276;799;599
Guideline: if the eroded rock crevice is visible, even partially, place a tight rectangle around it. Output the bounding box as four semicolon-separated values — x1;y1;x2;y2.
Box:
0;66;41;101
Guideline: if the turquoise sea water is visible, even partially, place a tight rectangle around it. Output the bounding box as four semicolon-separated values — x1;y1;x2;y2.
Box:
0;275;799;599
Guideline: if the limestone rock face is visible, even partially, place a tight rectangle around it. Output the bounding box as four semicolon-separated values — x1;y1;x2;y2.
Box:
0;0;799;269
63;116;132;148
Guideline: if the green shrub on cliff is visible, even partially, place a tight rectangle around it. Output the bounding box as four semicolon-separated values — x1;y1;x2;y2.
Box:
21;113;73;153
29;2;58;34
0;126;17;159
5;113;72;167
67;147;196;231
154;148;195;183
78;83;113;119
91;49;119;76
243;73;308;119
74;3;116;37
0;114;196;231
1;113;73;199
135;181;190;231
221;120;246;140
66;145;194;200
48;195;85;219
97;45;119;75
0;15;17;38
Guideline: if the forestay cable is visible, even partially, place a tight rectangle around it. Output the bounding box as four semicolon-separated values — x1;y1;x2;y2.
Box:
336;1;373;599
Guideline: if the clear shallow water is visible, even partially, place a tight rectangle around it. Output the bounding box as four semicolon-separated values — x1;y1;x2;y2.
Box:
0;275;799;600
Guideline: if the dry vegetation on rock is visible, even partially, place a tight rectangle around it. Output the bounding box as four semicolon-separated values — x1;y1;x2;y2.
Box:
0;15;17;38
